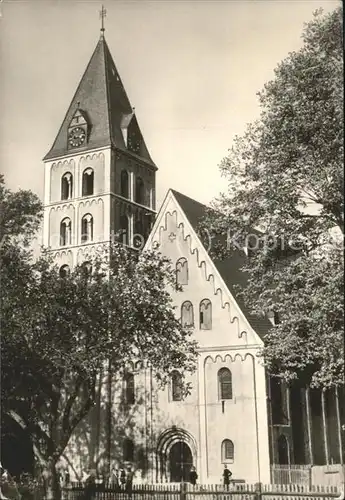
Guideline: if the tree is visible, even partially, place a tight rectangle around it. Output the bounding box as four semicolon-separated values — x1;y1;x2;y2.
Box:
0;174;43;245
202;8;343;388
1;180;198;499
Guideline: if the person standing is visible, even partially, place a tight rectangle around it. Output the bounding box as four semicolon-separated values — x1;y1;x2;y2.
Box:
223;465;232;490
125;467;134;494
84;471;96;500
189;466;198;486
110;467;119;490
64;467;70;486
119;468;126;490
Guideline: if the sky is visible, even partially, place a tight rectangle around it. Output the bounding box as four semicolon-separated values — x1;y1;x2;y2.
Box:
0;0;340;216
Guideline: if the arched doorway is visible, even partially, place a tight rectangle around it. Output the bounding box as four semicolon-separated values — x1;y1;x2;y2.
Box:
169;442;193;482
156;427;197;483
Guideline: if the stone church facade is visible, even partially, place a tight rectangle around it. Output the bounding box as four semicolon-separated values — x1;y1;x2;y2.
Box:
41;31;344;485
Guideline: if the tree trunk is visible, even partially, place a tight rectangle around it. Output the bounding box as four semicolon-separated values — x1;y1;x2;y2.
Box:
42;460;61;500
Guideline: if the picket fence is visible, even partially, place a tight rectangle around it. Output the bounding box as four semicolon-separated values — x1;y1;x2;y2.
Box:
62;481;342;500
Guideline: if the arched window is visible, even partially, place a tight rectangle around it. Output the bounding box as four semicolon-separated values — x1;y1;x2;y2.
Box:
81;214;93;243
200;299;212;330
135;177;144;205
119;214;130;246
181;301;194;328
218;368;232;400
59;264;70;278
61;172;73;200
124;372;135;405
123;438;134;462
176;258;188;286
82;168;94;196
121;170;129;198
277;434;289;465
60;218;71;246
221;439;234;463
171;371;183;402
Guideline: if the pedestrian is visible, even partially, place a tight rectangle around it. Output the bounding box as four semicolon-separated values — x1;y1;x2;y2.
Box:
189;466;198;486
110;467;119;489
119;468;126;490
84;471;96;500
64;467;70;486
98;473;105;491
223;465;232;490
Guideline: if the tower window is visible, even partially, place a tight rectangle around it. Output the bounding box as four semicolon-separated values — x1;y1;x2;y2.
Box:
221;439;234;463
171;371;183;402
82;168;94;196
61;172;73;200
59;264;70;278
120;170;129;198
218;368;232;400
176;258;188;286
181;301;194;328
81;214;93;243
135;177;144;205
123;438;134;462
200;299;212;330
119;214;130;246
60;218;71;246
123;372;135;405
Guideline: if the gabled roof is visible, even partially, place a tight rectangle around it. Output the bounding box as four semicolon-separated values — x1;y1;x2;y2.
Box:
171;189;272;339
44;36;155;165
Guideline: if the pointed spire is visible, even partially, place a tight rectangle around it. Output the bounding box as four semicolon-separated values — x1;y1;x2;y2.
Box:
99;5;106;38
44;35;155;166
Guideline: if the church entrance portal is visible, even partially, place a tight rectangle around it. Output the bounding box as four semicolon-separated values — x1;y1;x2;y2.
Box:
169;442;193;482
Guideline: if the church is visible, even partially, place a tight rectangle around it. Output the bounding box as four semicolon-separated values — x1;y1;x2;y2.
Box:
41;22;344;486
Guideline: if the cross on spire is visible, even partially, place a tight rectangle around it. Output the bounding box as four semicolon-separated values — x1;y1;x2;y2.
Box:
99;5;106;35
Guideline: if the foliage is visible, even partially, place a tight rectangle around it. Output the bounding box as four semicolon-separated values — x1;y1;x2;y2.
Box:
0;174;43;245
1;243;197;459
202;8;344;388
1;178;198;498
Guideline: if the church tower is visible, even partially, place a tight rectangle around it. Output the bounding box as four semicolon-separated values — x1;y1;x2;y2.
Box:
42;16;157;273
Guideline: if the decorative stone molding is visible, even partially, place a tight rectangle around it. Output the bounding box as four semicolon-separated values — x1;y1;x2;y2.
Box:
155;210;251;341
204;352;255;365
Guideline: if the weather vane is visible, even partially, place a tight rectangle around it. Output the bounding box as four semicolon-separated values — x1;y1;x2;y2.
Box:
100;5;106;35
